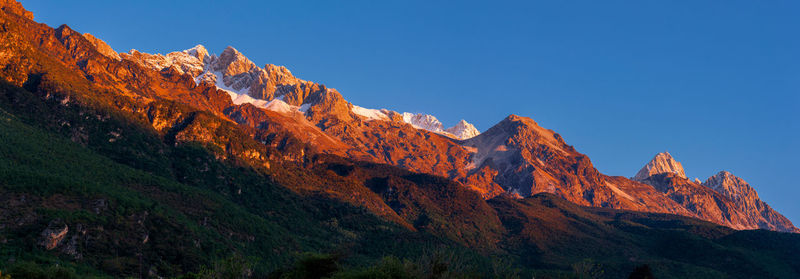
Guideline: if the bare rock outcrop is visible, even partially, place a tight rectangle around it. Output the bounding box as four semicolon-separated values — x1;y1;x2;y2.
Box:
704;171;798;232
0;0;32;20
82;33;120;60
633;152;686;181
634;153;798;232
39;220;68;250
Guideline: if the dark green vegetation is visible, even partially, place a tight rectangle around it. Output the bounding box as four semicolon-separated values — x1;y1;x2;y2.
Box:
0;82;476;277
1;3;800;277
2;81;800;279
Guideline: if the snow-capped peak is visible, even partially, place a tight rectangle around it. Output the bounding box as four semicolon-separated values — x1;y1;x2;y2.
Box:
402;112;444;132
399;113;480;140
351;105;390;121
445;120;480;140
122;45;480;135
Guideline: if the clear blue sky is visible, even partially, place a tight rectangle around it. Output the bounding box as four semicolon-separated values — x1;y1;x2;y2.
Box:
22;0;799;224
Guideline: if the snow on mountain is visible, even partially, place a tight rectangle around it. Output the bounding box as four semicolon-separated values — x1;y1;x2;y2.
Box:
351;105;390;121
402;112;445;132
123;44;481;138
633;151;687;181
122;45;308;113
124;46;206;77
445;120;480;140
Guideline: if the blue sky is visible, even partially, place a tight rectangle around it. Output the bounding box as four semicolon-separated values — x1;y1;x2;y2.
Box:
22;0;799;224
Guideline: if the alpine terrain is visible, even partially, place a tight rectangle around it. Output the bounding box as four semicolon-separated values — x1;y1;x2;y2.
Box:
0;1;797;278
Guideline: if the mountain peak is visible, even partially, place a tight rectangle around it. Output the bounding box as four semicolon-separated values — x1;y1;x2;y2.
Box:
499;114;544;129
702;171;798;232
183;44;209;61
0;0;33;20
402;113;444;132
82;33;120;60
215;46;256;76
703;171;749;194
445;119;480;140
633;151;686;181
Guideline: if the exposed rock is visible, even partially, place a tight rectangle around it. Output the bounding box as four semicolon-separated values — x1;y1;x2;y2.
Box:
61;225;83;259
633;152;686;181
461;115;691;216
82;33;120;60
633;155;799;232
445;119;480;140
0;0;32;20
703;171;798;232
4;2;792;235
402;112;444;132
637;172;755;230
214;46;256;76
40;220;68;250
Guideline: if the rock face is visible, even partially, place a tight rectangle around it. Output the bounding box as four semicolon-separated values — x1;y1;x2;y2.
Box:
633;152;686;181
122;43;796;233
445;120;480;140
402;112;445;132
40;220;69;250
458;115;691;214
633;153;798;232
0;0;32;20
123;45;333;116
82;33;120;60
703;171;797;232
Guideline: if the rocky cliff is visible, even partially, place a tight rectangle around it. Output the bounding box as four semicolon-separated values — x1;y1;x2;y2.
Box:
634;153;797;232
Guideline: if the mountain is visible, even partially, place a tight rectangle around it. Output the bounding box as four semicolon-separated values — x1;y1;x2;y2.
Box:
1;1;799;277
633;151;687;180
704;171;797;232
401;112;445;132
446;119;480;140
113;36;798;233
633;153;798;232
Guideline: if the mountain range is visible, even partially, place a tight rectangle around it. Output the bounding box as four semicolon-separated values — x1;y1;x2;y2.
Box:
115;39;796;234
0;1;798;277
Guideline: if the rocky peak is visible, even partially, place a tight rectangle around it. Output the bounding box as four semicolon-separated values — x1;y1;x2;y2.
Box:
305;88;355;124
214;46;256;76
402;113;444;132
0;0;32;20
445;119;480;140
702;171;798;232
484;114;568;151
82;33;120;60
183;44;209;62
703;171;756;199
122;47;205;77
264;64;296;83
633;152;686;181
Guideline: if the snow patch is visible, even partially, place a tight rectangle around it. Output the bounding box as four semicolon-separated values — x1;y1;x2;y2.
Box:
352;105;389;120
